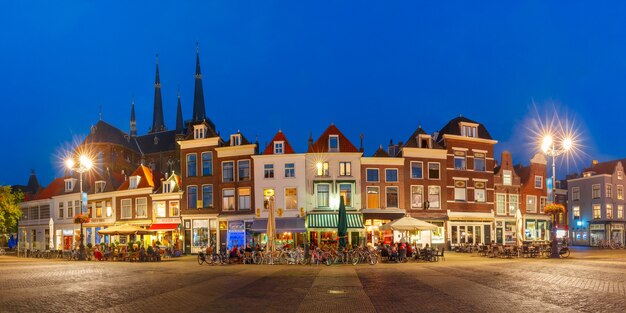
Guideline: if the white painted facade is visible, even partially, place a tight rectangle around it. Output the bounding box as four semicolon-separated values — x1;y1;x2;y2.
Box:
306;152;363;211
252;153;307;218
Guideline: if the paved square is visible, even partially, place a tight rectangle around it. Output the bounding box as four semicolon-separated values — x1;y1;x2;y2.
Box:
1;247;626;313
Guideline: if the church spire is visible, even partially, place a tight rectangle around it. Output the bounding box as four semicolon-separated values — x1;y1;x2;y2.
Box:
192;43;214;129
150;54;166;133
130;97;137;137
176;86;184;133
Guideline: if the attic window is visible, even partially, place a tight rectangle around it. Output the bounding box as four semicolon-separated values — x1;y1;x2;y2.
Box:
230;134;241;146
163;180;174;193
95;181;106;193
274;141;284;154
329;135;339;152
64;178;77;192
418;135;431;148
129;176;141;189
459;122;479;138
193;124;207;139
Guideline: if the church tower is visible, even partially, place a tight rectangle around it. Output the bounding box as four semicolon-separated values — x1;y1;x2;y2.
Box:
150;54;166;133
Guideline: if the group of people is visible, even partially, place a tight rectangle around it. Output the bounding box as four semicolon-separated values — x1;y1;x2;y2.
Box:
92;243;172;262
377;242;436;262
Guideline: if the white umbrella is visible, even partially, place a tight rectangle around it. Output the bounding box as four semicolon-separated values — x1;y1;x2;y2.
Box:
515;208;524;247
380;216;438;231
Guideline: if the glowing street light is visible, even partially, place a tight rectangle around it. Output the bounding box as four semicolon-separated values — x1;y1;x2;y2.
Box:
540;133;573;258
66;154;93;261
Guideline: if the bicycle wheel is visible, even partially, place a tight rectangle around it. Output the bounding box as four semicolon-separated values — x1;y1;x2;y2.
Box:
0;249;6;256
560;249;570;258
197;254;204;265
351;255;359;265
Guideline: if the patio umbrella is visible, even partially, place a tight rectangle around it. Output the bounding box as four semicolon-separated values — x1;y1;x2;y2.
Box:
515;208;524;247
380;216;438;231
337;196;348;250
98;224;154;236
266;199;276;255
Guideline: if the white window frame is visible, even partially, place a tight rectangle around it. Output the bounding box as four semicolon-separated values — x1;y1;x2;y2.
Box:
366;168;379;182
474;185;486;203
496;193;506;215
572;206;580;219
285;187;298;210
454;180;466;201
264;163;274;179
316;161;329;177
385;186;399;208
607;204;613;219
328;135;339;152
534;176;543;189
503;170;512;186
618;170;624;180
339;183;353;207
526;195;537;213
410;161;423;179
428;186;440;209
186;153;197;177
274;141;284;154
428;162;440;180
592;184;601;199
237;159;251;181
316;183;330;208
593;204;601;219
385;168;399;183
169;201;180;217
411;185;423;209
222;161;235;182
238;187;251;211
366;186;380;209
222;188;235;211
284;163;295;178
201;151;213;176
154;201;166;218
129;176;141;189
572;187;580;201
121;199;132;219
618;205;624;219
339;162;351;176
606;184;613;198
95;181;106;193
509;194;519;215
135;197;147;218
230;134;241;146
618;185;624;200
454;150;467;170
202;184;213;208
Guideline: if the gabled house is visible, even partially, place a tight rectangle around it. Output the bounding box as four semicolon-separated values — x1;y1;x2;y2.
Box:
306;124;364;247
435;116;497;246
493;151;522;244
251;130;307;247
515;153;550;241
149;172;183;250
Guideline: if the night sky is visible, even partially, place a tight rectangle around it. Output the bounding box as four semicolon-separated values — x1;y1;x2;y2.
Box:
1;2;623;186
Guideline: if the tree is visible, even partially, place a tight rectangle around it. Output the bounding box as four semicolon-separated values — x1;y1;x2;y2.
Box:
0;186;23;234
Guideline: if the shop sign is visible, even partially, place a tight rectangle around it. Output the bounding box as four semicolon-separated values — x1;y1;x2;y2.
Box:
611;224;624;229
63;229;73;236
91;218;105;223
156;217;180;224
590;224;605;230
229;221;244;231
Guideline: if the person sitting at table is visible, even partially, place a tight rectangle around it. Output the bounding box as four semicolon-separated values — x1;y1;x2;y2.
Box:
94;245;103;261
398;241;407;262
154;245;161;261
390;244;398;262
406;243;413;258
139;246;146;262
103;246;111;260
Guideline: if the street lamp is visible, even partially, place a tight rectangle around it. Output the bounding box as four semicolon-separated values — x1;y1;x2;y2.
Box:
65;155;93;260
541;134;573;258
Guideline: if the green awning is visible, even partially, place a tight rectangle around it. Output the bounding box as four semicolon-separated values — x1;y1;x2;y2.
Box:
307;213;364;229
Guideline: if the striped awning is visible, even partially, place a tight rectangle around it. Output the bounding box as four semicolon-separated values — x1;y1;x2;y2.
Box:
307;213;364;229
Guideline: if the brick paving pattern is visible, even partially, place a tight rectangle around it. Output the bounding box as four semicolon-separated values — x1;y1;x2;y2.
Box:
1;247;626;313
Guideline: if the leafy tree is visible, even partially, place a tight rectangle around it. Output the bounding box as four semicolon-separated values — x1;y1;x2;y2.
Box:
0;186;23;233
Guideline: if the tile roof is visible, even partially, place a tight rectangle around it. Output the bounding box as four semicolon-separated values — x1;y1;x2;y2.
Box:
33;177;66;200
402;126;443;149
583;158;626;175
436;116;493;142
372;146;390;157
308;124;358;153
83;120;140;153
263;131;296;155
118;164;163;191
135;130;178;154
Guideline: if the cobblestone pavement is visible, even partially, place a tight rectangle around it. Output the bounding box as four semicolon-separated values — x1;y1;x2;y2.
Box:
1;247;626;313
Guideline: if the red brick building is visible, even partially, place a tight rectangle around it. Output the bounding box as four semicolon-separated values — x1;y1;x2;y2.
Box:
515;153;550;241
493;151;522;244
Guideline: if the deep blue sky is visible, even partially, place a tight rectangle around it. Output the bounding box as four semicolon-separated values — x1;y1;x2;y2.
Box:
1;2;622;186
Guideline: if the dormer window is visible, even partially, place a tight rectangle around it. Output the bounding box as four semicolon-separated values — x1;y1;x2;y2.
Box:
129;176;141;189
193;124;207;139
64;178;77;192
418;135;431;148
95;181;106;193
163;180;174;193
329;135;339;152
274;141;284;154
459;122;479;138
230;134;241;146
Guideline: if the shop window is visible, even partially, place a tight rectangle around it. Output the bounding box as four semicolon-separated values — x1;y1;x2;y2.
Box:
366;187;379;209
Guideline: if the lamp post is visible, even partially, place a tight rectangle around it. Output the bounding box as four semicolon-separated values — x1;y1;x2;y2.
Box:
65;155;93;261
541;134;572;258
